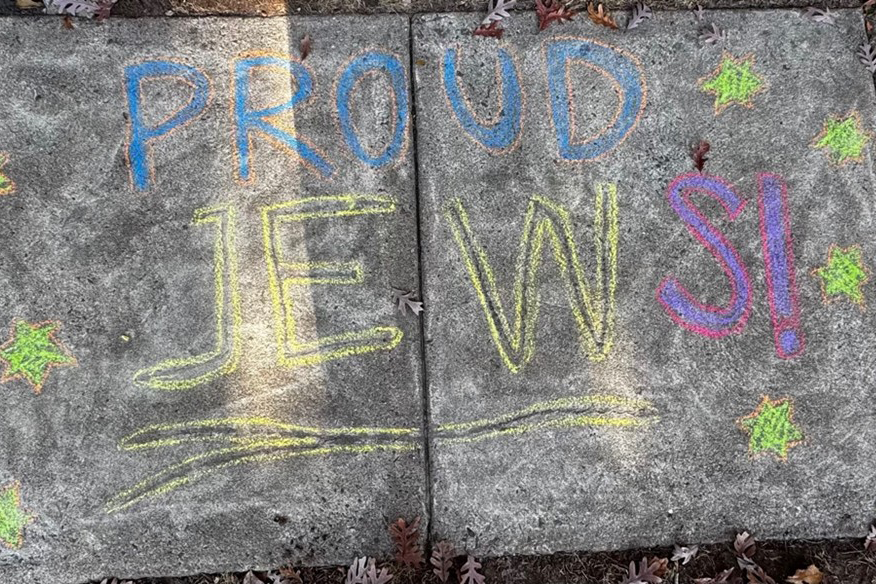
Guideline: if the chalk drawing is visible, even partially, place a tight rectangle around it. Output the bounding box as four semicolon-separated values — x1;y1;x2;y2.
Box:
335;51;409;168
813;111;871;166
0;320;76;394
698;53;765;115
233;53;334;183
444;184;618;372
0;481;34;550
812;244;871;309
442;48;523;153
106;394;657;512
757;173;805;359
737;395;803;461
125;60;211;192
657;173;752;338
544;38;647;161
0;152;14;195
261;195;403;367
132;204;242;390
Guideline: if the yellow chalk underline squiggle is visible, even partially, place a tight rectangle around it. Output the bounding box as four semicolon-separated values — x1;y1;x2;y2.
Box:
105;395;658;514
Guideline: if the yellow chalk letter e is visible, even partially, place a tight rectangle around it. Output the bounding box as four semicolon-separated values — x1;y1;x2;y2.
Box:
261;195;403;367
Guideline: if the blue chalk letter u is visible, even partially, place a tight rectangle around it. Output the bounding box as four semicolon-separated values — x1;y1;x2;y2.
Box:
125;60;210;192
546;39;646;161
443;48;522;152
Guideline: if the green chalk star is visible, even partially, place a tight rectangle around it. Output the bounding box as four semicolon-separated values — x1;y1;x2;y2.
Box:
0;481;34;549
812;245;871;308
0;320;76;394
813;113;870;165
738;396;803;461
699;53;765;114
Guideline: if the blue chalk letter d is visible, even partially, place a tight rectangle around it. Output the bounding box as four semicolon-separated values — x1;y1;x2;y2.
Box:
125;61;210;192
546;39;646;161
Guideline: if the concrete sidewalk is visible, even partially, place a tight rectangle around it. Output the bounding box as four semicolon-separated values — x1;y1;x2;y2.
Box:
0;6;875;583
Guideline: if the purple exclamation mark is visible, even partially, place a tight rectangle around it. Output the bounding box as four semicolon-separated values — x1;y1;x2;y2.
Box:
758;173;805;359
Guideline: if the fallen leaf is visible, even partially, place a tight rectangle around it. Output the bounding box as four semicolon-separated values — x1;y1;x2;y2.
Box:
299;34;311;60
747;566;776;584
734;532;757;571
392;288;424;316
62;14;74;27
481;0;516;26
460;555;486;584
347;557;368;584
389;517;424;567
866;524;876;551
536;0;576;31
430;541;455;583
695;569;744;584
786;565;822;584
803;7;835;24
672;544;699;565
366;559;393;584
621;557;667;584
474;20;505;38
243;572;264;584
691;140;710;172
859;42;876;73
587;2;619;29
626;2;652;30
699;22;726;45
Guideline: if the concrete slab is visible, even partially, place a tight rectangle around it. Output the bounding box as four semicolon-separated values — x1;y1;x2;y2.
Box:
414;9;876;556
0;15;424;584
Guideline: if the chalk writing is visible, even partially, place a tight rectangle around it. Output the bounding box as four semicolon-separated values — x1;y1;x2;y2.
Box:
757;173;805;359
812;244;871;309
699;53;765;115
106;394;656;513
336;51;409;167
737;395;803;461
261;195;403;367
0;481;33;550
442;48;523;152
0;320;76;394
545;38;646;161
133;204;242;390
813;111;871;165
125;60;211;192
657;173;752;337
444;184;618;372
0;152;14;195
233;53;334;182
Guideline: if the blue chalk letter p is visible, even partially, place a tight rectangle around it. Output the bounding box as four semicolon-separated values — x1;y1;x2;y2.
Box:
125;61;210;192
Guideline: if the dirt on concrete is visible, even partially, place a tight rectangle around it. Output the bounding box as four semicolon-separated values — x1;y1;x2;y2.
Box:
102;538;876;584
2;0;866;18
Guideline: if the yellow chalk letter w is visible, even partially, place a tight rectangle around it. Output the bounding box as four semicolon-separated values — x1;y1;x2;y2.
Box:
444;184;618;373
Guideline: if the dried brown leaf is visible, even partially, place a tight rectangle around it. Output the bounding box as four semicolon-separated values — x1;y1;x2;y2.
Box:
430;541;455;583
62;14;74;27
389;517;424;567
734;532;757;570
622;557;666;584
474;20;505;38
587;2;619;29
672;544;699;565
747;566;776;584
536;0;576;30
461;555;486;584
695;569;743;584
391;288;424;316
299;34;311;61
691;140;710;172
786;566;822;584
